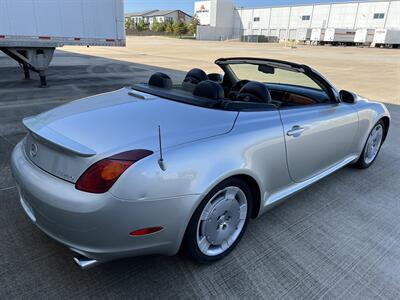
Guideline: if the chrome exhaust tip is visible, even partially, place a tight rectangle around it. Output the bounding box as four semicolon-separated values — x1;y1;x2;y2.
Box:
73;255;101;270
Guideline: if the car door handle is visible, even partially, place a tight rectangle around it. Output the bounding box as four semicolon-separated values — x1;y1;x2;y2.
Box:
287;126;306;137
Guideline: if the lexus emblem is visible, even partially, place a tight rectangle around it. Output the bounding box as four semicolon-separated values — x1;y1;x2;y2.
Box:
30;143;38;157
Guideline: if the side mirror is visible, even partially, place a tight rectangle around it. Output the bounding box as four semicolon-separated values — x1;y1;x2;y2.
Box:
339;90;357;104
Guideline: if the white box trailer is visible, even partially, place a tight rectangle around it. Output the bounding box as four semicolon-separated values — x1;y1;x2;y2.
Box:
296;28;312;42
0;0;125;86
310;28;325;43
354;29;375;45
324;28;356;44
373;29;400;48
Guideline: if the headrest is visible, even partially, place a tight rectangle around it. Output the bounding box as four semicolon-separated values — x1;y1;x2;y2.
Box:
183;68;208;85
236;81;272;103
207;73;223;82
193;80;224;100
148;72;172;89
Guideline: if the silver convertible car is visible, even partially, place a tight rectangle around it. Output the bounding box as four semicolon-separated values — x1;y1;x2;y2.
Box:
11;58;390;269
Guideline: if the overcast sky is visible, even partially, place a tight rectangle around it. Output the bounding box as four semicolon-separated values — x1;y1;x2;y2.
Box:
124;0;357;14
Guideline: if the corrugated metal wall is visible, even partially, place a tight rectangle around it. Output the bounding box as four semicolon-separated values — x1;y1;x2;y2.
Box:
235;1;400;39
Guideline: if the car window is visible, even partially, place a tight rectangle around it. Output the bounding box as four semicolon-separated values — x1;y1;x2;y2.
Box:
229;64;323;91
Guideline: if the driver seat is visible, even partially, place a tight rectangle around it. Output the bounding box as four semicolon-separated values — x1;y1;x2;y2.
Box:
236;81;272;104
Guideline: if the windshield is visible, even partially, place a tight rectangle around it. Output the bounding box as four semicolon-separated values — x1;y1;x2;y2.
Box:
229;63;323;91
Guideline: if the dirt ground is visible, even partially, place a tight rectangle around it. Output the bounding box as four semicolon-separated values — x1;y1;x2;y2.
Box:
63;36;400;104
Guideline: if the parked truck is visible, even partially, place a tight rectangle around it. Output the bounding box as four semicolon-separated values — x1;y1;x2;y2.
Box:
0;0;125;86
373;28;400;48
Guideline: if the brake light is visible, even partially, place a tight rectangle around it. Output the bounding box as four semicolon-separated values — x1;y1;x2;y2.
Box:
75;150;153;193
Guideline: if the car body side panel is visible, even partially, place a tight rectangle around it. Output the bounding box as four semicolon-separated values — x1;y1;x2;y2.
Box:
112;109;290;216
279;103;359;182
107;98;390;253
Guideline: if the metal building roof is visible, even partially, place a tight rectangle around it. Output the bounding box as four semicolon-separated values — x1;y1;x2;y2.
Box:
124;10;159;18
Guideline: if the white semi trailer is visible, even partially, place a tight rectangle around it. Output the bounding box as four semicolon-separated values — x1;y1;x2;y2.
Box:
373;29;400;48
0;0;125;86
296;28;312;42
310;28;325;44
323;28;356;45
354;29;375;45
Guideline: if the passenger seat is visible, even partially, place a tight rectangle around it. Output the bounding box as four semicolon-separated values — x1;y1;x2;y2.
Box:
182;68;208;92
193;80;224;100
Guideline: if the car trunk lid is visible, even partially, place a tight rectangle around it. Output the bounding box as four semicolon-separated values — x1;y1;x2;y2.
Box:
23;88;238;183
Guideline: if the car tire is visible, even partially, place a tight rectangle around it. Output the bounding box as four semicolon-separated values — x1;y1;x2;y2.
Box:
354;120;385;169
183;178;253;264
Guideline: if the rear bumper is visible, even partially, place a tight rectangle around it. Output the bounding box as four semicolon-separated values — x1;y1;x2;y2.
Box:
10;141;200;262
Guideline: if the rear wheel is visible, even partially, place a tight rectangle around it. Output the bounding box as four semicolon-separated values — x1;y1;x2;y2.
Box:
354;121;385;169
183;178;252;263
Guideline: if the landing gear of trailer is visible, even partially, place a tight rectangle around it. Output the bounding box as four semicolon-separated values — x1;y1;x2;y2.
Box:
0;47;55;87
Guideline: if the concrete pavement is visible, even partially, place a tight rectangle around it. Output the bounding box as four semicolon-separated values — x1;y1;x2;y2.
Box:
1;46;400;300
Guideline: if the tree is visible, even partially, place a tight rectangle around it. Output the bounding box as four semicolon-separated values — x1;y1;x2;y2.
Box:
152;20;166;33
165;21;174;34
172;20;187;36
187;16;200;35
137;19;146;31
125;18;132;30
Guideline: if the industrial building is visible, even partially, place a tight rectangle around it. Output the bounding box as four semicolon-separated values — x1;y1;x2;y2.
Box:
195;0;400;45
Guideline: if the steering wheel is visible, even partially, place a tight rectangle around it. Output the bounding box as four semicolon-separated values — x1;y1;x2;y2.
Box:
228;80;250;100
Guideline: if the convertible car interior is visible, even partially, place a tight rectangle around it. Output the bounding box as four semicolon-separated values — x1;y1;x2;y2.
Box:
132;58;335;111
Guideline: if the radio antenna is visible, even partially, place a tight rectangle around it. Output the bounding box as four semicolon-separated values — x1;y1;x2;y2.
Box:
157;125;167;171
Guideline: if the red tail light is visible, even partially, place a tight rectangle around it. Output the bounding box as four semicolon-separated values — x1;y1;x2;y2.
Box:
130;226;163;236
75;150;153;194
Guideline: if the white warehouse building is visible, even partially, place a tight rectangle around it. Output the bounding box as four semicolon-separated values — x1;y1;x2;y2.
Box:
195;0;400;43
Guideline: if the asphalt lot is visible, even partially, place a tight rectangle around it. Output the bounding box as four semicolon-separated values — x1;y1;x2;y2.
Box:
1;43;400;299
